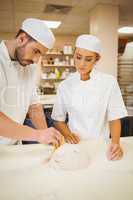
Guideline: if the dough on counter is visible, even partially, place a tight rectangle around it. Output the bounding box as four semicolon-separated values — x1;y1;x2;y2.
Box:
45;143;90;171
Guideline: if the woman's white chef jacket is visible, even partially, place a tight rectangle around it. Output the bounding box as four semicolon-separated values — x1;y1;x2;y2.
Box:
51;68;128;141
0;41;40;144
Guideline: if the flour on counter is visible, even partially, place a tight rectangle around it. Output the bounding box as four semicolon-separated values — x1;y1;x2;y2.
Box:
44;143;91;171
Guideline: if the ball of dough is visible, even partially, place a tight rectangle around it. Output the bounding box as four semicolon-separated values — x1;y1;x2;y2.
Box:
47;143;90;171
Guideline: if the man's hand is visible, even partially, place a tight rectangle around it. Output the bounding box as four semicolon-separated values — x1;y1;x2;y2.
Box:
36;127;64;149
106;143;123;161
65;133;80;144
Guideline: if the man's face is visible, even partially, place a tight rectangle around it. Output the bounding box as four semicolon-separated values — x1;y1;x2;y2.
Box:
15;34;48;66
74;48;99;75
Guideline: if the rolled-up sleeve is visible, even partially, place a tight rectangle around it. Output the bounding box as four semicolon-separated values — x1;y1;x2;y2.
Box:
30;86;40;105
107;78;128;121
29;65;40;105
0;64;6;111
51;85;67;121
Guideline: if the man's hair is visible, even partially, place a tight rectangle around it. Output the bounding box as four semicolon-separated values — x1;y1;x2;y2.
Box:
15;29;36;42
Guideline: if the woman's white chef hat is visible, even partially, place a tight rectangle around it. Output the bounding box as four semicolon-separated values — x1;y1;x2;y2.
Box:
21;18;55;49
75;34;102;55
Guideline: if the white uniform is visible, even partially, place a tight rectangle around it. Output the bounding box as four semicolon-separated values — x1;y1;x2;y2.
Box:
0;41;40;144
52;68;128;141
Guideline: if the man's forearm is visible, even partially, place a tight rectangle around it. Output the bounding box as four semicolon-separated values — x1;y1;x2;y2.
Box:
109;119;121;144
54;121;71;137
0;112;37;141
28;104;48;130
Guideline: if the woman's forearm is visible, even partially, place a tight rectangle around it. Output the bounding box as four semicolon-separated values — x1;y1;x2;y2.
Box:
109;119;121;144
53;121;71;137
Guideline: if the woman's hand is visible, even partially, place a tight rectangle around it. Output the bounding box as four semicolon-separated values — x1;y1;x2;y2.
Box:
106;143;123;161
65;133;80;144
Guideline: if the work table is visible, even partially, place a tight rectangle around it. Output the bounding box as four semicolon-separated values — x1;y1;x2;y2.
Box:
0;137;133;200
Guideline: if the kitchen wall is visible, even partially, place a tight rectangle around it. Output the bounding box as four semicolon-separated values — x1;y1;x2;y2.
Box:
0;32;77;49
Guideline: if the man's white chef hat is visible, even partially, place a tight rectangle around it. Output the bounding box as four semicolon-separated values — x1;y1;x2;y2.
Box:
75;34;102;55
21;18;55;49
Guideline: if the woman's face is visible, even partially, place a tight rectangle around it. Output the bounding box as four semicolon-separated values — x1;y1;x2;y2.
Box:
74;47;99;76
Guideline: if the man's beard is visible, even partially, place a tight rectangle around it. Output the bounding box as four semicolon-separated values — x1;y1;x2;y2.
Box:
14;47;33;67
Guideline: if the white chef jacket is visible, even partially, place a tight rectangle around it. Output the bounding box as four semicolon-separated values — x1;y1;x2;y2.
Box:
0;41;40;144
51;68;128;141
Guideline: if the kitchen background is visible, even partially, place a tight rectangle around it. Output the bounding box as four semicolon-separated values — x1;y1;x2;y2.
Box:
0;0;133;136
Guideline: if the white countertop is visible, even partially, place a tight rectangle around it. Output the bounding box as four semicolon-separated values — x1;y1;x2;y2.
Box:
0;137;133;200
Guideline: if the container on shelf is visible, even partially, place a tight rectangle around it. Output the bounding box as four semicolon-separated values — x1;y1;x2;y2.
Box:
63;45;73;54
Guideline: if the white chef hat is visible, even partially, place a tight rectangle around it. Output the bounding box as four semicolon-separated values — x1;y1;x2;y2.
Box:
21;18;55;49
75;34;102;55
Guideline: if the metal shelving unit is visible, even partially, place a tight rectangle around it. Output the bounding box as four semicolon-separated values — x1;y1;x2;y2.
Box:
38;50;76;101
118;57;133;107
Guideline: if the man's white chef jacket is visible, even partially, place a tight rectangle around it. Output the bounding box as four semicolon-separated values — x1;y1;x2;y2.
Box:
0;41;40;144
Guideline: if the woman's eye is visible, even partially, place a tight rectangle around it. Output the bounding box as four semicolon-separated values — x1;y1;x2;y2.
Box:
85;58;93;62
76;56;81;60
33;50;37;54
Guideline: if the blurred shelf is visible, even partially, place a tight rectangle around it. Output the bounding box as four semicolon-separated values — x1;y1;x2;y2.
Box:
118;58;133;107
46;52;73;56
39;49;74;96
127;107;133;116
42;64;75;68
41;78;65;81
39;95;55;106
